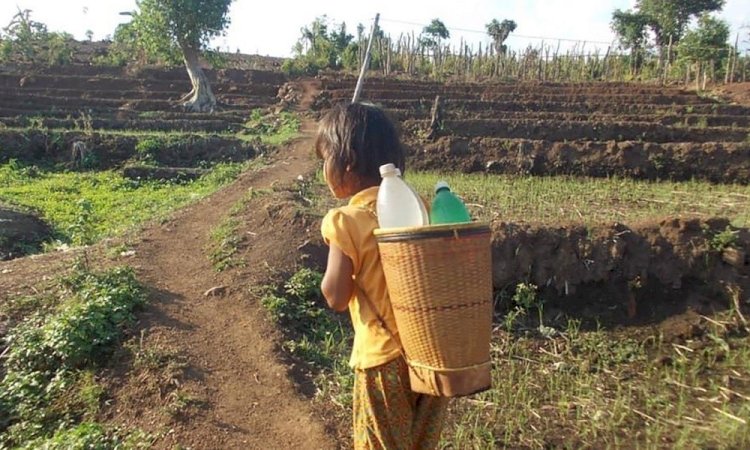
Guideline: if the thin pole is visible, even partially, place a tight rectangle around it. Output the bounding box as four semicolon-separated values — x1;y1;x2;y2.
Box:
352;13;380;104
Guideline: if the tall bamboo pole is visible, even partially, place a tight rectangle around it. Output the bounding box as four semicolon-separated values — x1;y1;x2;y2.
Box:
352;13;380;104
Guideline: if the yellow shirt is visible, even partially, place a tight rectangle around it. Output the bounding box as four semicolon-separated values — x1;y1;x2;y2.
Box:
320;186;402;369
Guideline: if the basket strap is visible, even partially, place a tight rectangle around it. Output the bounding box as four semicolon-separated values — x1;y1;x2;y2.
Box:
354;277;431;390
353;284;403;354
354;205;430;387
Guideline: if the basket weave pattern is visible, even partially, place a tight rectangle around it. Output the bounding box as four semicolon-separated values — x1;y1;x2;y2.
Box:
376;224;493;372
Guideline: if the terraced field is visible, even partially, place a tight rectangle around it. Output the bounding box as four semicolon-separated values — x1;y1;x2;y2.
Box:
0;64;292;261
0;65;287;168
2;62;750;448
318;77;750;183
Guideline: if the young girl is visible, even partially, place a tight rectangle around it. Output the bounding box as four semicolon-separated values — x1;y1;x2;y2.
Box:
316;102;449;449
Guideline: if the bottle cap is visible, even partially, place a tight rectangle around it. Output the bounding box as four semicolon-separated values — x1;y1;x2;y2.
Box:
434;180;450;193
379;163;397;177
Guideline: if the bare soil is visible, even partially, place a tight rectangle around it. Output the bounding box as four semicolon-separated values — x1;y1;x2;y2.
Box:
312;77;750;183
489;217;749;325
0;206;53;260
100;133;334;449
406;118;748;143
414;137;750;183
714;82;750;106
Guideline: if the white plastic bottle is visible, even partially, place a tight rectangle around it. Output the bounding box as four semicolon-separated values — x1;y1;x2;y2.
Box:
376;163;429;229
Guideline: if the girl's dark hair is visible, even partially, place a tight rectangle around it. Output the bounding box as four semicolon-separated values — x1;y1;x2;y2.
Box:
315;102;405;187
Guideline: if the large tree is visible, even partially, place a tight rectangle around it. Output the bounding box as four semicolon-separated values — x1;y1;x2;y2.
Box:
486;19;517;55
611;10;649;52
611;9;650;73
613;0;726;52
127;0;233;112
637;0;725;47
677;13;730;78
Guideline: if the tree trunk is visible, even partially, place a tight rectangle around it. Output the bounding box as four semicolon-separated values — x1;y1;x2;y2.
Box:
181;44;216;113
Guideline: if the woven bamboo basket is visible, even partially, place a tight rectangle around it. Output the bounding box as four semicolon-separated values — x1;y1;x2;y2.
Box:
374;222;493;397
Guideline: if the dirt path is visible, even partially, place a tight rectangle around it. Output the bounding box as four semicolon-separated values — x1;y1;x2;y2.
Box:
101;80;336;449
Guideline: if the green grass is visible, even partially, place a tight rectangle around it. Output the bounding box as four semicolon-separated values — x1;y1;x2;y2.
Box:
238;109;301;146
441;313;750;449
207;188;273;272
0;161;250;245
260;268;353;413
0;265;150;447
405;172;750;227
208;217;244;272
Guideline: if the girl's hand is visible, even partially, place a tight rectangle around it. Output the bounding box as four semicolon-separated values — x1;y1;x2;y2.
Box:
321;243;354;312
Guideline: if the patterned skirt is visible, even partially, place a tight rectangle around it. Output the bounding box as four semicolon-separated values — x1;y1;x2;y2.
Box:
353;357;449;450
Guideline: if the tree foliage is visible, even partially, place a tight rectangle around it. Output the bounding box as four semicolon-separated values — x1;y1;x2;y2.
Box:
486;19;517;55
611;10;649;52
637;0;725;46
420;18;450;49
106;0;231;65
284;16;359;76
0;9;74;65
612;0;726;50
677;13;730;64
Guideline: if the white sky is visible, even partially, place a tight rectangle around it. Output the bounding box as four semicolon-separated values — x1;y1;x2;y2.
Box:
1;0;748;57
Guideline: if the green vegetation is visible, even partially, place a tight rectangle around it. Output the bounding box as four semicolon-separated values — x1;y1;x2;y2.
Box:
17;423;150;450
0;265;149;447
0;9;73;65
239;109;301;146
209;217;243;272
283;16;361;76
419;18;450;50
261;268;353;410
610;0;736;82
404;172;750;227
611;0;725;52
0;161;247;245
677;13;731;83
442;311;750;448
707;225;740;251
207;186;276;272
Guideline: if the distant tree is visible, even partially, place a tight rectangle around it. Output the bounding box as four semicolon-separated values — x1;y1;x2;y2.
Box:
635;0;726;47
486;19;517;55
0;9;73;65
677;13;730;82
286;16;358;75
299;17;328;57
611;10;649;51
419;18;450;50
611;9;650;73
123;0;233;112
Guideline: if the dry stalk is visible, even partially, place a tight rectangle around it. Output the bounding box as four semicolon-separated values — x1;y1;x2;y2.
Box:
712;407;748;425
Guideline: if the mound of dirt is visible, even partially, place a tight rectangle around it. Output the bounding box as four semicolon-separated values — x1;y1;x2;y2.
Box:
715;82;750;106
491;217;749;325
0;130;259;169
413;137;750;183
0;206;53;260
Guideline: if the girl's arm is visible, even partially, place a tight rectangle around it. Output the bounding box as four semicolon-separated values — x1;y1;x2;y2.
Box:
321;243;354;312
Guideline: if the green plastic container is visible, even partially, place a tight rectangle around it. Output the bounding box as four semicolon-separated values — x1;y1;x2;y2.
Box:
430;181;471;225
